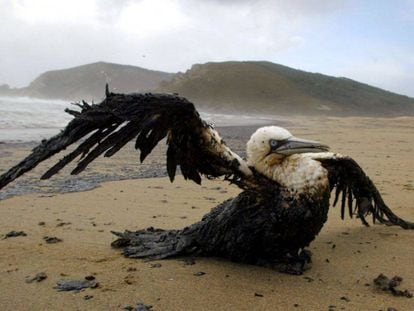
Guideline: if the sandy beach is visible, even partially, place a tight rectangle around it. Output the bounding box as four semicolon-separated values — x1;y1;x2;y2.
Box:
1;116;414;311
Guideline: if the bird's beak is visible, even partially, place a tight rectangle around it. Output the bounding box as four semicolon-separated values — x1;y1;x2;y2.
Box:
273;136;329;155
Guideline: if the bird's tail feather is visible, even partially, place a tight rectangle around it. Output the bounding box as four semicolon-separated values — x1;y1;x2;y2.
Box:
111;228;196;259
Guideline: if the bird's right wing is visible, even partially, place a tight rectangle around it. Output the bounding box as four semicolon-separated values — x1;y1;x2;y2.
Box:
316;155;414;229
0;89;257;190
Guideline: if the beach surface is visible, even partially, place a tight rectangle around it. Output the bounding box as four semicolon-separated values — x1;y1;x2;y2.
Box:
1;116;414;310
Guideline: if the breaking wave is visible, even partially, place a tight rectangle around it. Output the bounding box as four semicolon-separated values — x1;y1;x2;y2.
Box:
0;96;275;143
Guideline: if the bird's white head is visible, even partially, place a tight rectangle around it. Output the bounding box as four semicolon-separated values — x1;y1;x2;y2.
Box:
246;126;329;167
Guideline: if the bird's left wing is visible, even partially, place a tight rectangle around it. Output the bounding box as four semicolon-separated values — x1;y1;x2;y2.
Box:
316;155;414;229
0;89;255;190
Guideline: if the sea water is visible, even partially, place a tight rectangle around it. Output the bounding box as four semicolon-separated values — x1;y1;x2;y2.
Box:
0;96;72;142
0;96;275;143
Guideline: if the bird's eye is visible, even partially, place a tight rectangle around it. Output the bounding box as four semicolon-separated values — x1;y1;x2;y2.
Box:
269;139;278;148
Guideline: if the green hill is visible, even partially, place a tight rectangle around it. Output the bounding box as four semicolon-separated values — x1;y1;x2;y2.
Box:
158;61;414;116
1;60;413;116
15;62;174;101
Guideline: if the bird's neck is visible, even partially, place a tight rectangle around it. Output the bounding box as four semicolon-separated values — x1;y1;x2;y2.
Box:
254;153;330;196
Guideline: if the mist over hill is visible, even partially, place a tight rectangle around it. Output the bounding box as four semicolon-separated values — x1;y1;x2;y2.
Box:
158;61;414;116
1;61;413;116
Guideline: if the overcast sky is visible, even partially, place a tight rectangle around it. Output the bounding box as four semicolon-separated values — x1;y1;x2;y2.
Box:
1;0;414;96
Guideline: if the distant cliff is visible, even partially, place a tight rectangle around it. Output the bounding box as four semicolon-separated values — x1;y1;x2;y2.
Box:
158;61;414;116
1;62;174;101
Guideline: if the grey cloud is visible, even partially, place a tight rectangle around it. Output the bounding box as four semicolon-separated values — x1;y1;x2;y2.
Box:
0;0;413;97
185;0;346;14
95;0;135;21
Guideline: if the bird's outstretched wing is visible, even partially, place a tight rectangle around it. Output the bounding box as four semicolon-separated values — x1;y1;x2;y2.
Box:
0;89;254;190
317;155;414;229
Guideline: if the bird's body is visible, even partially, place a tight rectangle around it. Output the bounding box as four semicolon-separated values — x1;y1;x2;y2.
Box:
110;150;347;274
1;89;413;274
113;183;330;274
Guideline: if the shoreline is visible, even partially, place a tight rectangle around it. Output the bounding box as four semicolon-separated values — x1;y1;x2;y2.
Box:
0;124;270;200
2;116;414;200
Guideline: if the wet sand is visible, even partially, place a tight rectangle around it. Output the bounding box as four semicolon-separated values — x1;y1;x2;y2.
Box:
0;116;413;310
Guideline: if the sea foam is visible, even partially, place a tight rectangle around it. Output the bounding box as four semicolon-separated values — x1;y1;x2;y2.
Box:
0;96;72;142
0;96;275;143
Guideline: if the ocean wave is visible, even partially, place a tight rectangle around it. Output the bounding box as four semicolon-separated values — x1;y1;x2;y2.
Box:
0;96;277;142
0;96;72;129
0;96;72;142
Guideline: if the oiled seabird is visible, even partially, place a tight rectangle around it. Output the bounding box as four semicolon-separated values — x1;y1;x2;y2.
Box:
1;88;413;274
